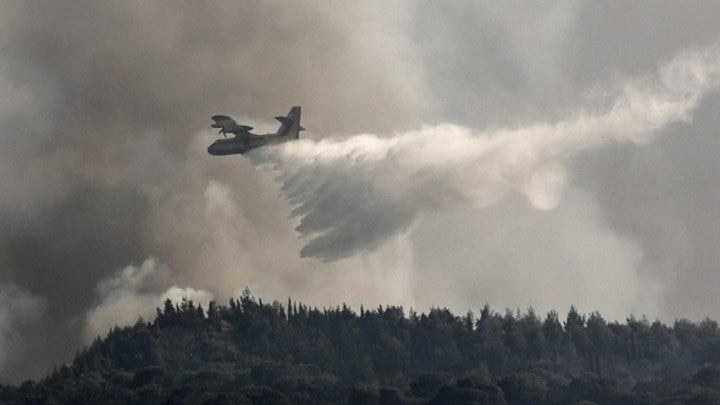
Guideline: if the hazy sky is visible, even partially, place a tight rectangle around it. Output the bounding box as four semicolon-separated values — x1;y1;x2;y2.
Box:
1;1;720;383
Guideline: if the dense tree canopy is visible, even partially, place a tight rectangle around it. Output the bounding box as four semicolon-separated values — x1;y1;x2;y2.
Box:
3;292;720;403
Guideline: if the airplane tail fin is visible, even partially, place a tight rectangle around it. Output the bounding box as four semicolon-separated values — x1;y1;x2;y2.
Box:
275;106;303;139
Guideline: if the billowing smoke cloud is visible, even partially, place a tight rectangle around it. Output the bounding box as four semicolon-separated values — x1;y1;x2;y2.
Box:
83;258;213;343
252;47;720;261
0;1;427;381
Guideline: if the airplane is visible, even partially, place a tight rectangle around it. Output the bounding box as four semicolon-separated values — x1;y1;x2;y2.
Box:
208;106;304;156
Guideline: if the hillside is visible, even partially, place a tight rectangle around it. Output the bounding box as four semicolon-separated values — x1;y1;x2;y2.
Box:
3;291;720;404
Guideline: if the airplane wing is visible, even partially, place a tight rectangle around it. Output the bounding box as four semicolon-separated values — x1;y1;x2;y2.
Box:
211;115;253;135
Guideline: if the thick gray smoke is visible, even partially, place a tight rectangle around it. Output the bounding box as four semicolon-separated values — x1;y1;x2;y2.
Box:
0;1;426;382
252;47;720;260
0;285;46;383
1;1;720;383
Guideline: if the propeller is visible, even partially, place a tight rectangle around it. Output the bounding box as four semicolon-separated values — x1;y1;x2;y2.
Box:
218;128;227;138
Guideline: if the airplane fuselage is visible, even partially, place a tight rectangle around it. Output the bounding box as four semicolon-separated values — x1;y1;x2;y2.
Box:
208;106;302;156
207;133;293;156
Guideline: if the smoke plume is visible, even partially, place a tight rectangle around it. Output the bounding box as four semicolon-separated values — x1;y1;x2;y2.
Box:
83;257;213;343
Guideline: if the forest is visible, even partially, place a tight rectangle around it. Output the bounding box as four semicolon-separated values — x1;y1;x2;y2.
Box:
2;290;720;404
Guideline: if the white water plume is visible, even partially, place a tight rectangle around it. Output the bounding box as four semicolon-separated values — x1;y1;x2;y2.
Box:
251;47;720;261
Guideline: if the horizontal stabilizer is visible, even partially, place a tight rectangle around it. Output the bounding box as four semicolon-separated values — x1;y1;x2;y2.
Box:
275;116;292;125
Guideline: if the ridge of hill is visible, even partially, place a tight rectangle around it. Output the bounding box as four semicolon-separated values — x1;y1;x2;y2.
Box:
3;291;720;403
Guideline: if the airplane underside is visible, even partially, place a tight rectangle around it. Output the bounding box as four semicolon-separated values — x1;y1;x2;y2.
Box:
207;135;288;156
207;140;254;156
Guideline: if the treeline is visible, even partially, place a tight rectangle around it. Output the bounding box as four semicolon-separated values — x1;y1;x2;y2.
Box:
3;291;720;403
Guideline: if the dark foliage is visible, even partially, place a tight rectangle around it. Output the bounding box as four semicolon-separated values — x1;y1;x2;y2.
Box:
3;292;720;403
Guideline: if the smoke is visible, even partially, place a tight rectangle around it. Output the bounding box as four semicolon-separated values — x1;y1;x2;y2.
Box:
1;0;720;384
83;258;213;343
251;47;720;261
0;285;46;384
0;1;428;381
